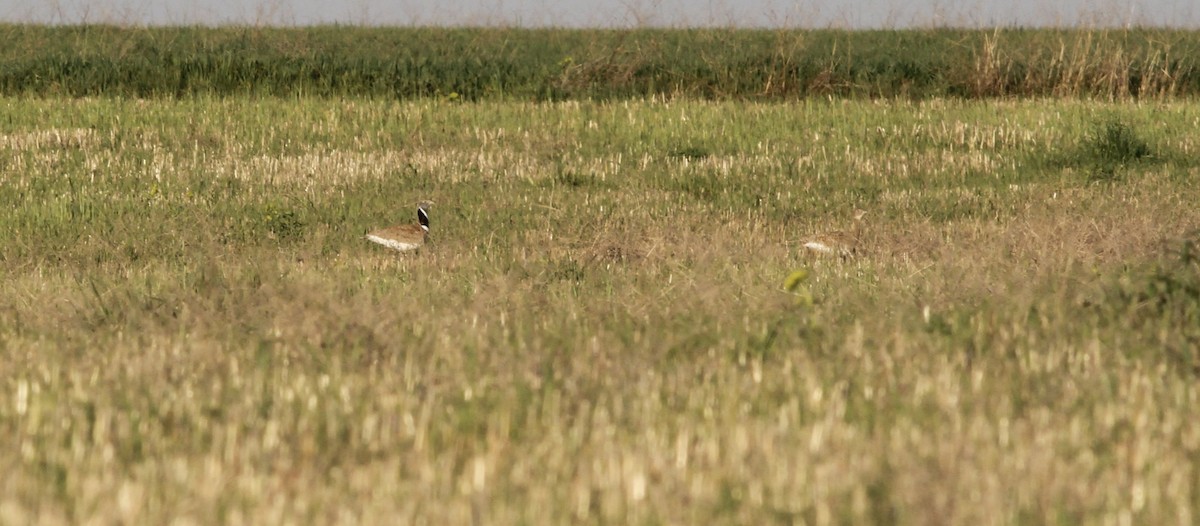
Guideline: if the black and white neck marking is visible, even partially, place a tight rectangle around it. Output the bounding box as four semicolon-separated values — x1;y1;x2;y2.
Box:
418;207;430;232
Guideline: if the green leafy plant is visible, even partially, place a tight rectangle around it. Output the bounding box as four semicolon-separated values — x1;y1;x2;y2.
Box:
783;268;814;307
261;204;305;242
1100;231;1200;372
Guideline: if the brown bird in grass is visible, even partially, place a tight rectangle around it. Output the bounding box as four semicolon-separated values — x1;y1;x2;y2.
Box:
365;204;430;252
803;208;867;258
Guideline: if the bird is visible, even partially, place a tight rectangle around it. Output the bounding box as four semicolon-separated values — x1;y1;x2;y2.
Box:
365;204;430;252
802;209;867;258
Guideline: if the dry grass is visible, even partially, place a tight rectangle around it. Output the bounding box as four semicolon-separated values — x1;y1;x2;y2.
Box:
1;96;1199;525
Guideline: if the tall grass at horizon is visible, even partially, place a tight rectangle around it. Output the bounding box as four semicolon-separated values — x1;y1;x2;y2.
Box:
1;25;1200;99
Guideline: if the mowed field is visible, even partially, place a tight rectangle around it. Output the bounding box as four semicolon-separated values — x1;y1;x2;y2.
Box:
2;95;1199;524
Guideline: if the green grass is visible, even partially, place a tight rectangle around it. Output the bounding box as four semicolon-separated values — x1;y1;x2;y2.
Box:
3;25;1200;99
1;95;1199;524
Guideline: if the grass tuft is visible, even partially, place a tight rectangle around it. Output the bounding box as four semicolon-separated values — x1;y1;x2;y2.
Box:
668;145;711;160
1075;116;1154;181
1093;118;1151;175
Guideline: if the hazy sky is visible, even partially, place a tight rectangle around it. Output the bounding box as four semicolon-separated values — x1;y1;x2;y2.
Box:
5;0;1198;28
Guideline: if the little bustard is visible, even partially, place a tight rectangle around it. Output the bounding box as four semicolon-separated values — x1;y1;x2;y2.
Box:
802;209;867;258
366;203;431;252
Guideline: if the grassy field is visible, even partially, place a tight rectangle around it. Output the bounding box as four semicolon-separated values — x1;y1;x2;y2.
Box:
1;94;1199;524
